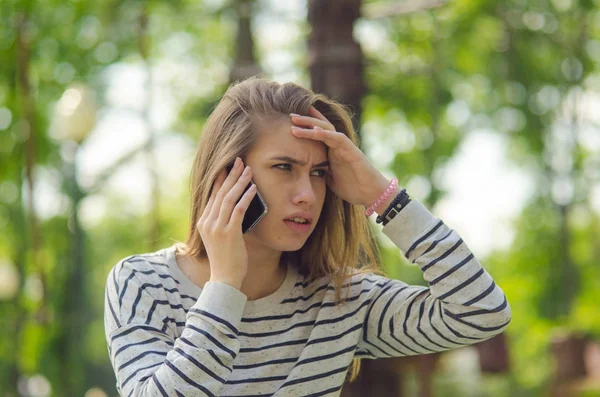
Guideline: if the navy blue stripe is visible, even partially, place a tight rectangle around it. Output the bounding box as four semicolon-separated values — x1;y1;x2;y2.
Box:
240;338;307;353
421;238;463;272
400;289;435;353
308;384;344;397
234;356;297;370
355;347;376;358
128;258;169;267
242;300;324;322
190;308;239;335
111;324;169;341
427;301;470;347
296;345;356;367
119;272;138;305
121;361;162;388
161;317;186;333
146;300;186;325
206;349;230;371
241;297;371;339
415;229;453;262
438;301;484;341
114;337;172;360
175;391;186;397
280;366;348;388
306;323;362;346
388;315;421;355
443;310;511;332
106;288;121;327
174;347;227;383
430;253;474;286
240;319;315;338
365;334;405;357
416;299;452;350
315;298;371;327
464;281;496;306
377;285;410;336
187;324;237;358
165;360;215;396
118;350;167;372
226;373;287;384
118;267;180;307
242;283;385;323
362;281;393;342
456;296;508;318
126;283;163;324
180;293;198;302
178;336;196;348
152;374;169;397
406;220;443;258
359;337;393;357
282;277;381;304
438;268;485;301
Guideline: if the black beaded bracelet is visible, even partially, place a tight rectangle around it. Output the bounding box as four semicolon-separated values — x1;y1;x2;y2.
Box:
376;189;411;226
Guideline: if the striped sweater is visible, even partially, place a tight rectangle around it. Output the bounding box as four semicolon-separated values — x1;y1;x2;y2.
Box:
104;199;511;396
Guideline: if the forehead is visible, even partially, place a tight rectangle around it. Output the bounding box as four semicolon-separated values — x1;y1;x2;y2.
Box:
249;115;327;160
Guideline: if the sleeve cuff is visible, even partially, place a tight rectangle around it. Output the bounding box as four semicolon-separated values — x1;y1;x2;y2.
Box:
192;281;247;331
381;199;441;253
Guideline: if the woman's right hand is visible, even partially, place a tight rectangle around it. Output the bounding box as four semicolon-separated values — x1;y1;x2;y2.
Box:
196;157;257;290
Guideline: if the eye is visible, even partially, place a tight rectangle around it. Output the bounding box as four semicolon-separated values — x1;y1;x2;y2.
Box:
274;164;292;171
311;169;328;178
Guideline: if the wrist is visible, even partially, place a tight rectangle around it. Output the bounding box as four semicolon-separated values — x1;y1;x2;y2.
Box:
362;174;392;208
374;187;401;216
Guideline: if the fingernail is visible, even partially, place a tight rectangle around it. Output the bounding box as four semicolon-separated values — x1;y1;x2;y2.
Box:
290;113;300;117
236;157;242;167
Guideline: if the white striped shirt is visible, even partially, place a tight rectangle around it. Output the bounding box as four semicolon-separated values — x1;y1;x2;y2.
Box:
104;199;511;396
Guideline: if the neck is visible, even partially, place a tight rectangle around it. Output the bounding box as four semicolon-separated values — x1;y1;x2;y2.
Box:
177;242;286;302
241;238;286;301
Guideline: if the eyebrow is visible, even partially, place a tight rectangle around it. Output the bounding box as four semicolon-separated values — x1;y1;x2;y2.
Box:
270;155;329;168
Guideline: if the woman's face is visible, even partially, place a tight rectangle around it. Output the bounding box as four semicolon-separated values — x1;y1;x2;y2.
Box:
242;114;329;252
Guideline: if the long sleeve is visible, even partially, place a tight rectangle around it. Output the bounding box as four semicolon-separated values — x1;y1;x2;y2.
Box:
104;258;247;396
358;199;511;358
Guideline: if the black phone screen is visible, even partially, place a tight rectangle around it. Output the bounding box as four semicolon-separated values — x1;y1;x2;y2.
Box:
226;165;268;233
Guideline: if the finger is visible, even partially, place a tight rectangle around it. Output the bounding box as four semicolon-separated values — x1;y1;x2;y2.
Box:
210;158;245;221
217;165;253;226
290;112;333;131
229;183;258;227
309;106;330;123
201;170;226;222
291;126;345;148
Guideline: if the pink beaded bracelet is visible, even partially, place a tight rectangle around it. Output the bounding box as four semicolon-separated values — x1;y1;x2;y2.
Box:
365;178;398;216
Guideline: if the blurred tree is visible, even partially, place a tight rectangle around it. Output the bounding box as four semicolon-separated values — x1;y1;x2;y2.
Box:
307;0;366;133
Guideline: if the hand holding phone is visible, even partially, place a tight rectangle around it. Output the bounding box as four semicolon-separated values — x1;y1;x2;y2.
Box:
226;162;268;234
196;158;258;289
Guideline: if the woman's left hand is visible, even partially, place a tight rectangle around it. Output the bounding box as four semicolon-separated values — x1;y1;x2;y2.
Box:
290;107;391;207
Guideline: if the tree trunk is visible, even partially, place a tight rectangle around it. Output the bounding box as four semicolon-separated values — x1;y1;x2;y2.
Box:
229;0;261;83
307;0;366;135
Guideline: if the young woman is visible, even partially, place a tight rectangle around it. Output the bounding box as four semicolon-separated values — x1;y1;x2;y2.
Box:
104;77;511;396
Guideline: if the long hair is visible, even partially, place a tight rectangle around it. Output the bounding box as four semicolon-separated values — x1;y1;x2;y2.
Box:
180;77;382;382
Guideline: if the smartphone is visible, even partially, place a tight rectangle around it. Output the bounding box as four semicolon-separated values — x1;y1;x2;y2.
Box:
226;164;268;234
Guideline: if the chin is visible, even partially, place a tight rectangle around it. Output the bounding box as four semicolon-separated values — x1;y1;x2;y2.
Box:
265;235;308;252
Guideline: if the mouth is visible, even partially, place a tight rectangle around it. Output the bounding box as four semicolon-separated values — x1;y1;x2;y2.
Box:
283;214;313;233
284;217;311;225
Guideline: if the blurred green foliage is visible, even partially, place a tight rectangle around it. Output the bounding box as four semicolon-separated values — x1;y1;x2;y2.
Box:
1;0;599;396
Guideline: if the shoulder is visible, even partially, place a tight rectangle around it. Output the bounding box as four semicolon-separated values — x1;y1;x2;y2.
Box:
106;248;180;297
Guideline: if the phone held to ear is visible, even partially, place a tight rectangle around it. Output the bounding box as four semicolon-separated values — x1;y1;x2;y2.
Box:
226;164;268;234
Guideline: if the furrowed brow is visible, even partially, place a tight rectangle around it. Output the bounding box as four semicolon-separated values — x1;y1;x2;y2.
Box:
270;156;329;168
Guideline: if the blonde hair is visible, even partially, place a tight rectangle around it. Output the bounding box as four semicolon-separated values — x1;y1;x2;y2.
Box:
181;77;382;382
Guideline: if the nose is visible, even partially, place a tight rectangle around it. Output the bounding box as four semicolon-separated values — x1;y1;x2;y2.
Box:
291;175;317;206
